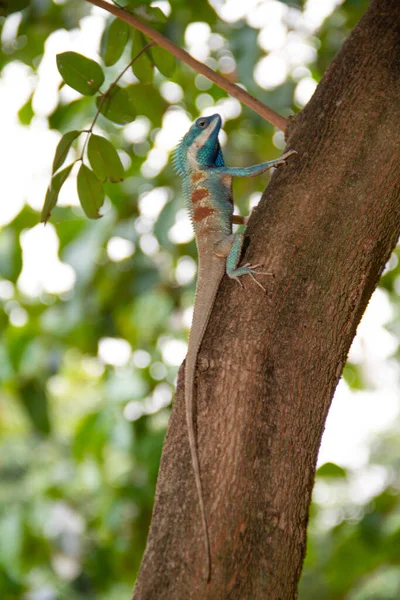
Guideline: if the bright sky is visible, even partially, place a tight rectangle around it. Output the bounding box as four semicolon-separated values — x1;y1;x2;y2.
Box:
1;0;398;501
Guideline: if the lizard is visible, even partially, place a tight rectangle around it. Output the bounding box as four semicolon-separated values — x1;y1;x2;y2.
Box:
172;113;296;581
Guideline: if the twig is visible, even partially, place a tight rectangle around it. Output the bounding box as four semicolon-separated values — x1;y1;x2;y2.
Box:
85;0;288;131
80;41;156;160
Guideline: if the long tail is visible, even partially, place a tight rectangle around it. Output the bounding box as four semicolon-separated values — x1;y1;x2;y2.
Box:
185;263;225;582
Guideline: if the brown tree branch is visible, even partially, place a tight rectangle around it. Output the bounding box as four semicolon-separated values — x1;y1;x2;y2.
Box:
85;0;288;131
132;0;400;597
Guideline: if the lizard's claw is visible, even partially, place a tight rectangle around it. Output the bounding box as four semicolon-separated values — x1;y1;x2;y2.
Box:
232;277;245;289
247;270;267;292
242;263;274;293
243;262;273;275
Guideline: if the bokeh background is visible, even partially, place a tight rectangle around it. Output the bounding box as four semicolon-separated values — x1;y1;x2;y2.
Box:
2;0;400;598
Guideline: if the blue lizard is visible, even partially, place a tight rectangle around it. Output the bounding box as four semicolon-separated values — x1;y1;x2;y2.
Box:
173;113;296;580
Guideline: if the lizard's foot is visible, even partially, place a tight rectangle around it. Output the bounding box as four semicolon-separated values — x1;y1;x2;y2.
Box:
244;264;271;292
230;263;273;293
247;271;266;292
226;233;273;293
273;149;297;168
242;262;273;274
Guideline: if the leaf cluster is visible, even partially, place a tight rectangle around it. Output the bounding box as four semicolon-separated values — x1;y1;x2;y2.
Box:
42;3;175;224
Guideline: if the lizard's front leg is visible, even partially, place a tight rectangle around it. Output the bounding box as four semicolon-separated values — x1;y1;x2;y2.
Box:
214;233;269;291
215;149;297;178
232;215;248;225
232;205;259;226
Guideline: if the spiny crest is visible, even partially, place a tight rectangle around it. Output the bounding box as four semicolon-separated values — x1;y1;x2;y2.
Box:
171;140;186;175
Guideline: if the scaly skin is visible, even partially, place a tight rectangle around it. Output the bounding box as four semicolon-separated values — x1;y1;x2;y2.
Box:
173;114;296;581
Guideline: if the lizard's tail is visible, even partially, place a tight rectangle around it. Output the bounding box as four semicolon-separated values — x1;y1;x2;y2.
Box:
185;369;211;581
185;265;224;582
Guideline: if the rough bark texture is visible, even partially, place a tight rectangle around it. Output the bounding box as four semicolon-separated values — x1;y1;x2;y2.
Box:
133;1;400;598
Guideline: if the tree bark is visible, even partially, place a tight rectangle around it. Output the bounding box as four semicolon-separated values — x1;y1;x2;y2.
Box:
133;0;400;598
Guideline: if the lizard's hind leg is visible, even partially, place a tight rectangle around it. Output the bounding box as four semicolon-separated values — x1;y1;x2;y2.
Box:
223;233;271;292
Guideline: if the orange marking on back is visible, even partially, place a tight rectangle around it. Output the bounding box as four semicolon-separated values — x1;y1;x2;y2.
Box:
191;188;209;203
191;172;204;184
220;175;233;204
193;206;216;222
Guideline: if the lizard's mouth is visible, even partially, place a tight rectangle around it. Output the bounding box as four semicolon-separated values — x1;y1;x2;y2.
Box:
207;113;222;134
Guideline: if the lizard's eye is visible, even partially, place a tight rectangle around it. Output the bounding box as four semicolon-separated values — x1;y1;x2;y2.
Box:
197;120;207;128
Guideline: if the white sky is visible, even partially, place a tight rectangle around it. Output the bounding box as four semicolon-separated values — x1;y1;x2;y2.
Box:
0;0;398;489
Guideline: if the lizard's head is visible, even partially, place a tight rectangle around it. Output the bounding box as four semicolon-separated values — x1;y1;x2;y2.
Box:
185;114;222;163
173;114;224;174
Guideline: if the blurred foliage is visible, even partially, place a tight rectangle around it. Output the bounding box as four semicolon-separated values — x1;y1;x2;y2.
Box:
2;0;400;598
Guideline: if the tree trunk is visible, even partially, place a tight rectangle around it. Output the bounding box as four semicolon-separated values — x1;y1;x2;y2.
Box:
133;0;400;597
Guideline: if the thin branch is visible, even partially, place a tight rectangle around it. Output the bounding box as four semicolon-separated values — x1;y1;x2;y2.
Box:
85;0;288;131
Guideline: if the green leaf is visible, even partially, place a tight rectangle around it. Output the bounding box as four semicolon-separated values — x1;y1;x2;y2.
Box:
317;462;347;479
52;130;82;174
0;227;23;281
41;163;74;223
18;378;51;435
101;18;130;66
125;83;166;126
96;86;136;125
73;411;108;462
77;164;104;219
48;96;93;131
342;362;366;390
131;31;153;84
150;45;176;77
56;52;105;96
88;134;125;183
17;94;34;125
0;508;23;575
0;0;29;16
